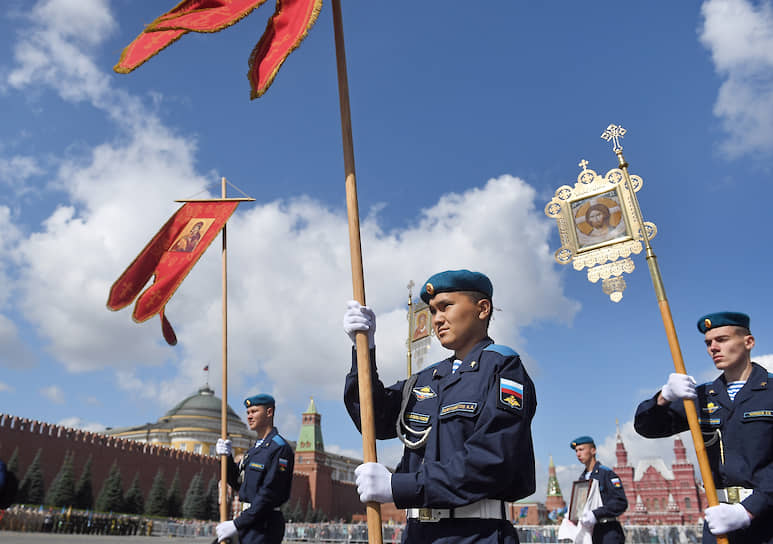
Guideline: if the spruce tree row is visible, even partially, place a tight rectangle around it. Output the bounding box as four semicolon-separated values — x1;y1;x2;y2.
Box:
9;447;219;520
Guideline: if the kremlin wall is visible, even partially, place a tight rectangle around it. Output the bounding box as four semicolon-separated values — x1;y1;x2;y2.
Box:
0;385;707;525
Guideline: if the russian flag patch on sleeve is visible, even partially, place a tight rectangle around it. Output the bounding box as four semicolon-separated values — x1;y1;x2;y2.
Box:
499;377;523;410
611;477;622;488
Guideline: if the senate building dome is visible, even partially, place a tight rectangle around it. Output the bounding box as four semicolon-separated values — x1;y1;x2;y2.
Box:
106;385;255;456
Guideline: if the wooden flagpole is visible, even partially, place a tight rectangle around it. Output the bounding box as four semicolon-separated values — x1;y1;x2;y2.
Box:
330;2;383;543
220;176;230;523
607;134;728;544
175;185;253;529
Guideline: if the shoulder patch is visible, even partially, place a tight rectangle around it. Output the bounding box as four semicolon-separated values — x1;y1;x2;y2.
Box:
484;344;519;357
272;435;286;446
499;377;523;411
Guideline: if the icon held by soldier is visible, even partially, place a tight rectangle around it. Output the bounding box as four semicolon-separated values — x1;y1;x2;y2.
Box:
634;312;773;543
569;436;627;543
343;269;537;543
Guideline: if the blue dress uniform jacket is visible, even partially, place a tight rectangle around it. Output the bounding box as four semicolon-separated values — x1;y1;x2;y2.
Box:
344;337;536;544
582;462;627;544
634;363;773;544
225;427;295;544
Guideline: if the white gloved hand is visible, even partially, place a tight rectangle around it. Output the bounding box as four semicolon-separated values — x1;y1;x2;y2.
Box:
343;300;376;348
705;503;752;535
215;438;232;456
216;520;237;542
354;462;393;503
580;509;596;529
661;373;697;402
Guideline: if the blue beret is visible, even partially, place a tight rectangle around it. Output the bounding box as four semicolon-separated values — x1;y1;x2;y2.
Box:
697;312;750;334
570;436;595;450
244;394;275;408
420;269;493;304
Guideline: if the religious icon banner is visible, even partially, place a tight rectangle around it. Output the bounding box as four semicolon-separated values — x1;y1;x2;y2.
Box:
107;201;239;343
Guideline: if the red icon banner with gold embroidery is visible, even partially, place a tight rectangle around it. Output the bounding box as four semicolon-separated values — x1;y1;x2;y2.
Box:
107;201;239;344
114;0;322;98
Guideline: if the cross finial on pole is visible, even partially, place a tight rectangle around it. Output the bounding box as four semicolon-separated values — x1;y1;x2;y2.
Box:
601;124;627;152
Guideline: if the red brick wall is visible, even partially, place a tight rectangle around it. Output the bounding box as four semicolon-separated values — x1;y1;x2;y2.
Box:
0;414;219;503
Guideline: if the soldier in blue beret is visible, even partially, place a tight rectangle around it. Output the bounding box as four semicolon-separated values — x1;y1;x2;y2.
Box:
570;436;627;543
635;311;773;543
343;269;536;543
215;393;294;544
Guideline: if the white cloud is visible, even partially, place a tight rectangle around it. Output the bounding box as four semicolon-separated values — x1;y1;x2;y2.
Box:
40;384;65;404
58;416;106;433
0;381;12;392
700;0;773;157
0;314;37;369
0;206;36;369
325;444;364;462
6;0;115;104
0;155;44;190
756;353;773;371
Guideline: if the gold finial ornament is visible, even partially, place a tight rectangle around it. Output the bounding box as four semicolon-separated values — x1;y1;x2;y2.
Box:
544;124;657;301
601;124;627;152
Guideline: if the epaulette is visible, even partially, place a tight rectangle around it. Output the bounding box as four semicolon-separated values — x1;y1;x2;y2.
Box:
272;435;286;446
484;344;519;357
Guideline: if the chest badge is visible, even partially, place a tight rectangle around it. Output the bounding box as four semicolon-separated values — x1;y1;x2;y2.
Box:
703;402;719;415
413;386;437;401
500;377;523;410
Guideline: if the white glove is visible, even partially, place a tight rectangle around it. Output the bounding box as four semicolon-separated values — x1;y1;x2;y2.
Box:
580;509;596;529
343;300;376;349
216;520;237;542
216;438;232;456
661;373;697;402
354;462;393;503
705;503;751;535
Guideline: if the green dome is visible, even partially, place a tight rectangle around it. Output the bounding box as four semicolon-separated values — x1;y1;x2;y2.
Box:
164;385;241;421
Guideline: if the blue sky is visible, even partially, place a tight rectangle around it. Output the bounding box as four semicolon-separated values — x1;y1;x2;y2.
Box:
2;0;773;504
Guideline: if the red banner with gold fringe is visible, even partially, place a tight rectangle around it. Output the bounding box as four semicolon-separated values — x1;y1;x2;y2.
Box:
107;201;239;344
114;0;321;99
248;0;322;98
